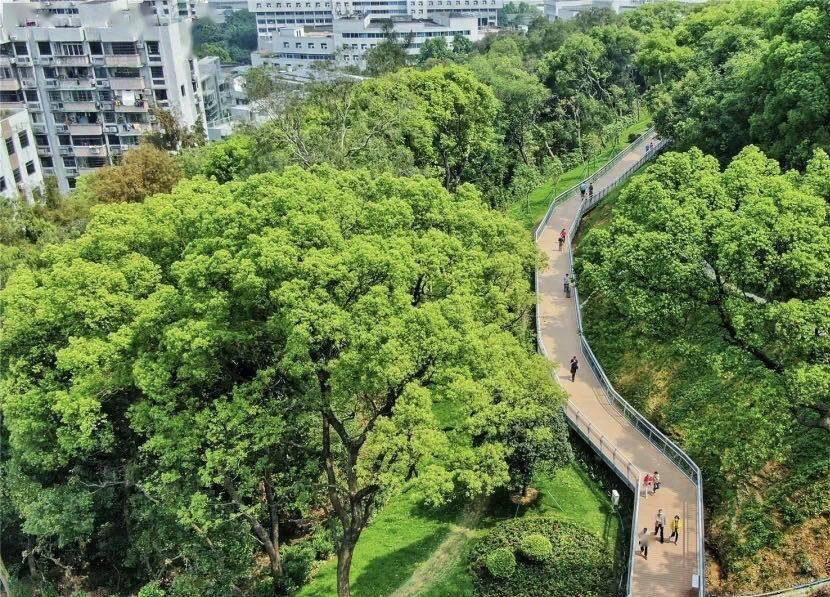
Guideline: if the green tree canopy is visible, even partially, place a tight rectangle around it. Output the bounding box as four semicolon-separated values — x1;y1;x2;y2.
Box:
0;166;568;596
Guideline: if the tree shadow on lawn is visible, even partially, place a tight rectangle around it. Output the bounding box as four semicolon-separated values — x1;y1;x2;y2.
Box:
350;531;454;596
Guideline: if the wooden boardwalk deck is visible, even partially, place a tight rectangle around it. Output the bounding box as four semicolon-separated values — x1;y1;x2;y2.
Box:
536;134;702;597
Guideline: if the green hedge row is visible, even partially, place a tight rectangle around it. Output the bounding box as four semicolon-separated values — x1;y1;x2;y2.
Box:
471;517;615;596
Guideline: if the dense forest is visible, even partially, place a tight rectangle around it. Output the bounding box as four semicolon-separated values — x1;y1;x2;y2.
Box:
575;0;830;592
1;0;828;595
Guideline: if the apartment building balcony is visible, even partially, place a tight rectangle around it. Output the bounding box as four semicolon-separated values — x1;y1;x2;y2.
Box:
0;79;21;91
118;122;154;134
57;78;95;90
114;100;149;113
0;56;13;67
53;55;91;67
63;101;98;112
105;55;143;68
68;123;103;135
32;123;47;134
37;146;52;157
73;145;108;158
109;78;145;90
64;166;79;177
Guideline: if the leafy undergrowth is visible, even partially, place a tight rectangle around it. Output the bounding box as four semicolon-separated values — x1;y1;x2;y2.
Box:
507;114;652;231
574;192;830;594
300;452;625;596
469;517;615;597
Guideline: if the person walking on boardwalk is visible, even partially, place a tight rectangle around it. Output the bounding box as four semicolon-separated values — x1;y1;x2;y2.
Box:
652;471;661;493
639;528;651;560
563;273;571;297
588;182;594;199
569;356;579;382
654;508;666;543
669;514;681;545
643;472;653;496
580;182;587;200
558;228;567;251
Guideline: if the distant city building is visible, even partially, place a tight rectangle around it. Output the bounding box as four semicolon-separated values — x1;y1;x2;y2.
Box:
251;13;481;70
197;0;250;22
198;55;235;138
1;107;43;201
544;0;705;20
0;0;205;193
249;0;500;35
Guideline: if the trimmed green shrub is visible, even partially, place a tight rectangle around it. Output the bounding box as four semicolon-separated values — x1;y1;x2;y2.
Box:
485;548;517;579
519;533;553;562
471;517;615;596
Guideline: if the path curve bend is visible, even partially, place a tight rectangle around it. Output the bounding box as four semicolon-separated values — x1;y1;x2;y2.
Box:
535;132;704;597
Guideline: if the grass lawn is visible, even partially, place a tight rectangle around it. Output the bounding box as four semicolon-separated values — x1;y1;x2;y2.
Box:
297;487;462;597
300;462;621;597
507;114;652;231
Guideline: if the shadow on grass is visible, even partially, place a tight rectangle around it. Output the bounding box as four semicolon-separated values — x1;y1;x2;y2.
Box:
350;534;452;596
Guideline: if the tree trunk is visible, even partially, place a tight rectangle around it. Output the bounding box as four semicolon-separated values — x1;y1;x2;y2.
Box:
26;536;36;578
0;548;11;597
263;474;283;577
336;538;356;597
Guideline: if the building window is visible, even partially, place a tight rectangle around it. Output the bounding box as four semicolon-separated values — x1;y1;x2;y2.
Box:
146;41;160;55
63;156;76;167
12;168;21;183
0;177;5;192
18;131;30;148
60;43;85;56
68;178;76;189
35;134;48;146
4;137;14;155
180;84;186;96
41;156;53;167
24;90;39;102
110;42;137;55
151;66;164;78
13;42;28;56
155;89;168;100
25;160;36;175
89;42;103;55
58;135;71;146
38;42;52;56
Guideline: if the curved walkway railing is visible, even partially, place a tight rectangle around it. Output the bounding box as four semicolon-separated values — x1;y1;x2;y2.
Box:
534;128;706;596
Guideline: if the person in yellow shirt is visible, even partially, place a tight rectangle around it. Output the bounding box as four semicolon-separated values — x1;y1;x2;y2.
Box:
669;514;682;545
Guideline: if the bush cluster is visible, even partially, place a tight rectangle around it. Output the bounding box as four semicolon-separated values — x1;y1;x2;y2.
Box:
519;533;553;562
485;548;517;579
471;517;615;596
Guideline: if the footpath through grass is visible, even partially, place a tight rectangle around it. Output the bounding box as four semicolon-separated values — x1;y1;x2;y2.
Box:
300;461;621;597
508;114;652;231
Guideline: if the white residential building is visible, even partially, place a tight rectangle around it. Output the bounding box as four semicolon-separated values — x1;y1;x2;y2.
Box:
249;0;500;37
544;0;705;20
251;13;480;70
1;107;43;200
0;0;205;193
198;56;235;139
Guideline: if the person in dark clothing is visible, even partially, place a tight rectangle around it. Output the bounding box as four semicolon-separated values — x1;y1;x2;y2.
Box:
569;356;579;382
588;183;594;199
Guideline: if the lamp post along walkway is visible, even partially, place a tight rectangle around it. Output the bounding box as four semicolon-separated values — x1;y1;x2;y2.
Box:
535;130;705;597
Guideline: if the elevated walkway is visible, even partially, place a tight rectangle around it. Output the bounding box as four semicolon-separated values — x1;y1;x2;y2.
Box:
535;132;704;596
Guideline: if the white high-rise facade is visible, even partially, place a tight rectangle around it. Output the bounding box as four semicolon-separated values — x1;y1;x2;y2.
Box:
0;0;205;193
249;0;500;38
1;107;43;200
